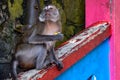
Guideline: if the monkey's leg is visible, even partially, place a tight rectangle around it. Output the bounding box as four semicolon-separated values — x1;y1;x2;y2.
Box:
28;33;64;44
42;55;53;68
36;45;47;70
49;47;63;70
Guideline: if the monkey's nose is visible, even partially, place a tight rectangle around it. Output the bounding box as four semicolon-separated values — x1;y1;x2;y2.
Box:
45;11;50;16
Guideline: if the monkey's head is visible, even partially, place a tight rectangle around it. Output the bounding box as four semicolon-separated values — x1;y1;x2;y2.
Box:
39;5;60;22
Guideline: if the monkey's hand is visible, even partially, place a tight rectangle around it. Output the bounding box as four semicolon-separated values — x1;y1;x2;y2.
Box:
55;33;64;41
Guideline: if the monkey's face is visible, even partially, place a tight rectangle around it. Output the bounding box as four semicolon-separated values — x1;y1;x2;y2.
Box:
39;5;60;22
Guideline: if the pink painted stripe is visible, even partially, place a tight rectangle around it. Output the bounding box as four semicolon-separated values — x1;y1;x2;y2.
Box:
114;0;120;79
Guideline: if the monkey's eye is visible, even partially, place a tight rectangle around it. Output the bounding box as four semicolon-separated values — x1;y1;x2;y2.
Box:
44;9;48;12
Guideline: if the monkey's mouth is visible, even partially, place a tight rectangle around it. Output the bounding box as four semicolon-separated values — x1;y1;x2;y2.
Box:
45;12;51;20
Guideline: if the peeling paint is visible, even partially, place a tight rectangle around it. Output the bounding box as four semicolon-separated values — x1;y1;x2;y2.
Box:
57;23;108;59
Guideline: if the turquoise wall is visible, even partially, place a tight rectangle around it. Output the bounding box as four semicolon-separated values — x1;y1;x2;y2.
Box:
55;39;110;80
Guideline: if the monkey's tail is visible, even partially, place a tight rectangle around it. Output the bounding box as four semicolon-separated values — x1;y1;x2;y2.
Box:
12;60;19;80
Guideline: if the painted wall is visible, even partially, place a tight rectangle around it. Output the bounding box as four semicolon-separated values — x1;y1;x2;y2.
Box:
56;39;110;80
85;0;116;80
114;0;120;80
85;0;112;27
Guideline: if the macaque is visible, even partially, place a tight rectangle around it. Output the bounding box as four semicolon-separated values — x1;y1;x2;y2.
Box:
12;5;63;79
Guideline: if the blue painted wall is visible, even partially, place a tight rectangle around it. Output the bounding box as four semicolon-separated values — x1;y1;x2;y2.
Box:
55;39;110;80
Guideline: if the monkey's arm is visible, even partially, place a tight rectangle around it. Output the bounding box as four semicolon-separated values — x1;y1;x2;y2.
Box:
28;33;64;44
36;33;64;41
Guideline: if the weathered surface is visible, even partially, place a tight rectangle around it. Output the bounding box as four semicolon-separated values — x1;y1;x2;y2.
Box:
18;21;111;80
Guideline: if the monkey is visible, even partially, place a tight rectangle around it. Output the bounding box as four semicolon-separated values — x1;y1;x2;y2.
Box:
12;5;63;79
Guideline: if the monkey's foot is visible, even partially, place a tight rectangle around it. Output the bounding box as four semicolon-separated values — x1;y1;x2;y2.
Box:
55;61;63;71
